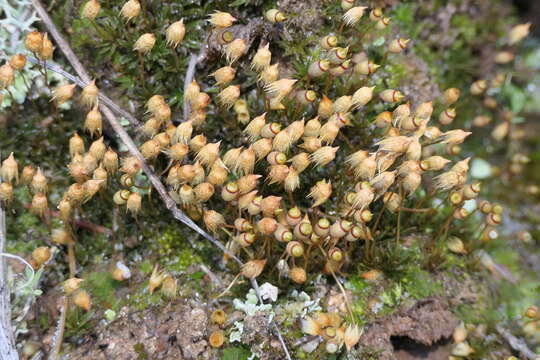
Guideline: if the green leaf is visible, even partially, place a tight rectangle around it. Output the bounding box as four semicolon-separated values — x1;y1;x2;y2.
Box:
221;346;251;360
230;0;248;7
503;83;527;114
372;36;385;47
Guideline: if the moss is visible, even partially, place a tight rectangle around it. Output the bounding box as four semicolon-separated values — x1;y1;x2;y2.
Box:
150;225;187;258
383;62;408;89
82;271;122;310
401;266;444;299
221;346;252;360
128;282;165;311
133;342;149;359
65;308;94;338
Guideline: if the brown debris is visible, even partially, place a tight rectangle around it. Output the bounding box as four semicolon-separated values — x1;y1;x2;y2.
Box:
360;297;459;360
67;302;210;360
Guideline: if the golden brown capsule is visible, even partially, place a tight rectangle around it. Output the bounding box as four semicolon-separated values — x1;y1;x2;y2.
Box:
212;66;236;86
343;6;367;26
470;80;487;95
31;192;48;217
84;106;103;137
225;39;247;64
320;35;338;50
388;38;410;53
286;241;304;257
209;11;236;28
252;44;272;71
120;0;141;22
379;89;404;103
81;0;101;20
241;259;266;279
38;33;54;60
133;33;156;54
265;9;286;23
166;20;185;48
51;83;76;105
211;309;227;325
126;192;142;215
289;267;307;284
25;31;43;53
32;246;51;267
508;23;531;45
442;88;460;105
0;183;13;203
73;289;91;311
51;228;74;245
9;54;26;71
1;153;18;184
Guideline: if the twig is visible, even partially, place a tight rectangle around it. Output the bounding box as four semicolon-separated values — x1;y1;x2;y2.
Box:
0;201;19;360
399;207;434;213
182;49;206;122
293;334;319;347
23;203;113;236
496;324;537;360
48;296;68;360
199;263;223;287
26;57;140;127
30;2;291;358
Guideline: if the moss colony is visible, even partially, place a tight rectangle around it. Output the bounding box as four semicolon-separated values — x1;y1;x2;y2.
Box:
1;0;540;359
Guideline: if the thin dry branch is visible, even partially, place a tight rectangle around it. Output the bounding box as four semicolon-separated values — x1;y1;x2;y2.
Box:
496;324;537;360
29;1;291;358
0;201;18;360
26;58;139;126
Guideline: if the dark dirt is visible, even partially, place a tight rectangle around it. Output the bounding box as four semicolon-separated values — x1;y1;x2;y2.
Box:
393;337;453;360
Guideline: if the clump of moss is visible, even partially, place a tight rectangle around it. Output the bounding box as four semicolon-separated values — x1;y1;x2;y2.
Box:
0;0;537;358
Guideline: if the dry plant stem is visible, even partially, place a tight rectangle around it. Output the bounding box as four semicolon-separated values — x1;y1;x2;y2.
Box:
496;324;537;360
396;186;403;249
214;273;241;299
183;51;205;121
372;202;386;233
26;57;140;126
399;207;433;213
199;263;223;287
317;245;354;320
23;203;113;235
0;202;19;360
31;3;291;358
5;89;18;114
67;244;76;277
48;296;68;360
20;73;32;92
137;52;147;90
